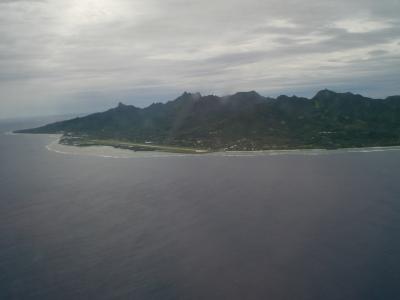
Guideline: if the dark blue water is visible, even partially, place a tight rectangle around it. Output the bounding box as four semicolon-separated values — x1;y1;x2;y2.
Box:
1;119;400;300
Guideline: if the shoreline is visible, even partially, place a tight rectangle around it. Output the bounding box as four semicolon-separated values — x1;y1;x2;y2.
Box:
47;136;400;158
60;137;210;154
58;136;400;155
8;132;400;158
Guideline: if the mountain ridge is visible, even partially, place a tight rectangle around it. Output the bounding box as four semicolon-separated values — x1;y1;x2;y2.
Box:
15;89;400;151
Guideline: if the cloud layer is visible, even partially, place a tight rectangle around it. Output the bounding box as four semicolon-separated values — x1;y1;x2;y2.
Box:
1;0;399;118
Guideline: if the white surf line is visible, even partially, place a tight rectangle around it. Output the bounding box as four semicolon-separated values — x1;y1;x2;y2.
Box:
46;141;130;158
4;131;17;136
47;143;400;158
40;134;400;159
9;131;400;156
46;138;122;158
218;146;400;156
45;138;191;159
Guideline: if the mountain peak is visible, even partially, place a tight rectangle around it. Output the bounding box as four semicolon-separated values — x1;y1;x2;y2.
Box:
232;90;261;98
313;89;338;99
228;91;265;104
180;91;202;99
114;102;139;111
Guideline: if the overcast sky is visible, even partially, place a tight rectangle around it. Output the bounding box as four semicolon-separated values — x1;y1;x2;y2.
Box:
0;0;399;118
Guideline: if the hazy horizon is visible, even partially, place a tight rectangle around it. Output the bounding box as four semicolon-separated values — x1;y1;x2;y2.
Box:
2;87;399;121
1;0;399;119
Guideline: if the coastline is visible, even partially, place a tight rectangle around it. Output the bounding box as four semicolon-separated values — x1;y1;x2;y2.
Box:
59;137;210;154
47;135;400;158
58;136;400;155
8;132;400;158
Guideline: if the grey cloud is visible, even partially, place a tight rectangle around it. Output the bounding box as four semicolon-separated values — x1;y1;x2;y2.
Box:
0;0;399;118
0;0;45;3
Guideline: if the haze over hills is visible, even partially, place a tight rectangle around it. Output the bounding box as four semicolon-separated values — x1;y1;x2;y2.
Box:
16;89;400;151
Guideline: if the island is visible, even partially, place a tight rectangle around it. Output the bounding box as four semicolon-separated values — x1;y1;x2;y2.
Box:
15;89;400;153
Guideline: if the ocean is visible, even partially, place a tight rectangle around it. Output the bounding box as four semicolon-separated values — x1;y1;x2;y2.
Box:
1;119;400;300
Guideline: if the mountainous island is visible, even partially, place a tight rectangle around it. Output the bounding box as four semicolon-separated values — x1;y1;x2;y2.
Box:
15;89;400;153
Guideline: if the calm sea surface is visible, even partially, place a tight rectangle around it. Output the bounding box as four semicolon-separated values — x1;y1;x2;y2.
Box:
1;119;400;300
